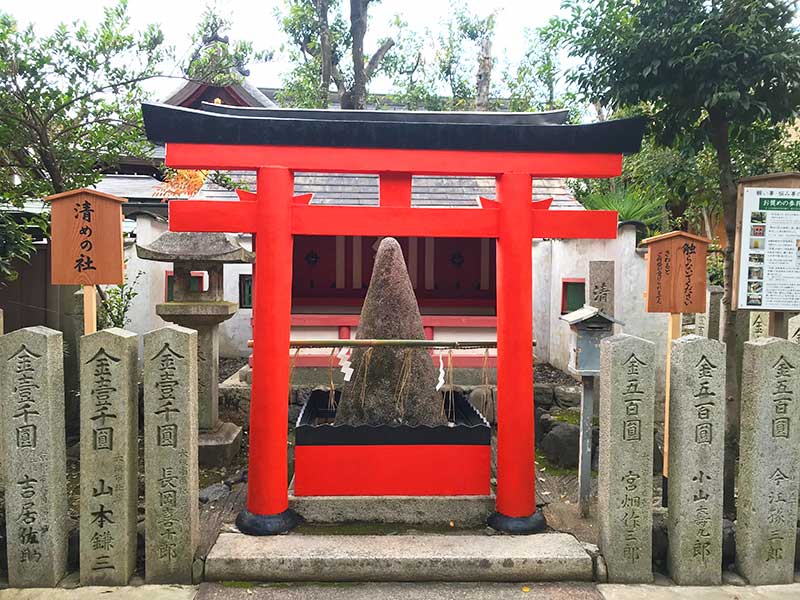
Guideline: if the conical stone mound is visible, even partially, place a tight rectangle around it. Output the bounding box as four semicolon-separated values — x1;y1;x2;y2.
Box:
335;237;446;426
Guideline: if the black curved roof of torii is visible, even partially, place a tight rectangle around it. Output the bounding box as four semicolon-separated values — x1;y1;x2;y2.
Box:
141;102;646;155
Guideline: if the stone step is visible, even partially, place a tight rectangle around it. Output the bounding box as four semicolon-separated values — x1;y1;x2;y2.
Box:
204;532;594;582
288;481;494;527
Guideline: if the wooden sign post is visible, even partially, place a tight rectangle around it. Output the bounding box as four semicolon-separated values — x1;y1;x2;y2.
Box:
642;230;711;505
45;189;126;335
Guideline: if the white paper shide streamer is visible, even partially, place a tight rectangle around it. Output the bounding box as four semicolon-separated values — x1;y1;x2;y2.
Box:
337;347;354;381
436;352;445;391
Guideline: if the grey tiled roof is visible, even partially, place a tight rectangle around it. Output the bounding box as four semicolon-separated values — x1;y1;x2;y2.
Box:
92;174;162;199
92;172;579;211
225;171;580;209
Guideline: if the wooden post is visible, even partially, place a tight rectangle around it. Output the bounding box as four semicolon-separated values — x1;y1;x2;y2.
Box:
662;311;681;505
83;285;97;335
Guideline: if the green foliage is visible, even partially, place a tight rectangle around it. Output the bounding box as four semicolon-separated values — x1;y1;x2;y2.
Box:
98;268;142;330
707;246;725;287
0;0;167;281
579;188;665;233
434;8;495;110
278;56;330;108
504;19;579;116
560;0;800;253
380;17;446;111
382;7;499;111
561;0;800;143
276;0;392;109
184;5;271;86
0;212;47;284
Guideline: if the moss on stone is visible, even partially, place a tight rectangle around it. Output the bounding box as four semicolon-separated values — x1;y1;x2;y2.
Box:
550;409;580;427
536;453;577;476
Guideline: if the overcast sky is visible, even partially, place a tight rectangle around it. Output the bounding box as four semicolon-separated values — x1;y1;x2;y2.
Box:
0;0;565;98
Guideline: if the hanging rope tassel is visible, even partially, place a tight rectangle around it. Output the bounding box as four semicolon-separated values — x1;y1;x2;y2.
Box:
447;349;455;422
394;348;413;421
358;347;374;416
438;351;447;420
481;348;491;417
289;347;301;387
328;348;337;411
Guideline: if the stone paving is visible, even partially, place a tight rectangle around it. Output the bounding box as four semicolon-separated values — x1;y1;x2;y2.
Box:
3;582;800;600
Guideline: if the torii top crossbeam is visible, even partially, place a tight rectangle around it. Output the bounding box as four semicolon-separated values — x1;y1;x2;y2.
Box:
143;102;645;535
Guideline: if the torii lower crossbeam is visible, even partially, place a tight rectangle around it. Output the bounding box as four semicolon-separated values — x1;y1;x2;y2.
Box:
168;164;618;536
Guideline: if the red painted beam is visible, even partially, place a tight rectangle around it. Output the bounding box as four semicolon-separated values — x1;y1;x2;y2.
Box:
165;143;623;178
291;205;499;238
532;209;618;239
379;173;412;207
169;200;258;233
171;198;617;240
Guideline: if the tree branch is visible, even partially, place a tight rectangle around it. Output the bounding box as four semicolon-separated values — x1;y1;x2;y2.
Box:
365;38;395;80
44;73;177;122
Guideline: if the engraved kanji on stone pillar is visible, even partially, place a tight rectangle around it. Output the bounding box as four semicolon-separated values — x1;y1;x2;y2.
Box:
143;325;199;583
79;328;138;585
588;260;615;317
736;337;800;585
598;334;655;583
749;312;770;340
667;335;725;585
0;326;68;587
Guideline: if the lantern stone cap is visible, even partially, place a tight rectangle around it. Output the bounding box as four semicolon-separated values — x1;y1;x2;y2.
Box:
560;304;624;326
136;231;254;263
45;187;126;203
738;171;800;184
641;230;711;246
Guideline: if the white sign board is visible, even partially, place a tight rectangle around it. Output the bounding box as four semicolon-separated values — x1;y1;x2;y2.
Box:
737;187;800;310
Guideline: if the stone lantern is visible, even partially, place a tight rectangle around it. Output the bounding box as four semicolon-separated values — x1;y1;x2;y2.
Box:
137;231;253;467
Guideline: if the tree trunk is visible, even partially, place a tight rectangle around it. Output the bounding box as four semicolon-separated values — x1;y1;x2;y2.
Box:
349;0;368;110
475;34;492;111
708;109;743;516
315;0;332;108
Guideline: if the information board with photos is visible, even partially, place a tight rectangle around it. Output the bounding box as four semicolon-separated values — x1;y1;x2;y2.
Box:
737;187;800;310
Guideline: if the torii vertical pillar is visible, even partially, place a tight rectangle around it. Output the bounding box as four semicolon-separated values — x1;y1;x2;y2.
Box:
488;173;544;532
235;167;302;533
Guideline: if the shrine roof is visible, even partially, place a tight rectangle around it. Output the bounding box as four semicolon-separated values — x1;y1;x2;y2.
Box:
142;102;646;154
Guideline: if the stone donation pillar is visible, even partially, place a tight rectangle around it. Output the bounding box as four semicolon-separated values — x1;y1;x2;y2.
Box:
79;328;139;585
667;335;725;585
598;333;655;583
137;231;253;467
736;336;800;585
0;327;68;587
143;325;199;583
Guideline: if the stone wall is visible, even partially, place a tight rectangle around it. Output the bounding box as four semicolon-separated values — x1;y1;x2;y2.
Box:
538;224;669;415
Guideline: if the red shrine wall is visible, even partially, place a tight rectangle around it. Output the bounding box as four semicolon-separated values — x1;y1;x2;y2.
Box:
292;235;496;314
289;235;498;368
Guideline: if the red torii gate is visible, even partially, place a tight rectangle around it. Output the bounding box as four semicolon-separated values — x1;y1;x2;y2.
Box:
143;103;645;534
